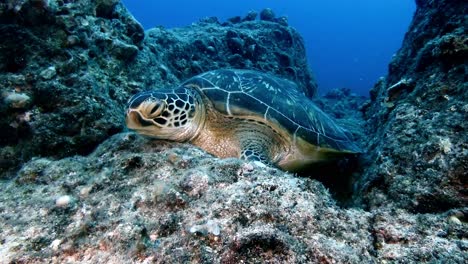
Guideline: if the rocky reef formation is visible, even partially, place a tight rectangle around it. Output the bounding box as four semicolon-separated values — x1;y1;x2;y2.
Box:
0;0;466;263
0;0;145;175
0;1;315;177
128;9;316;99
2;133;465;263
356;0;467;213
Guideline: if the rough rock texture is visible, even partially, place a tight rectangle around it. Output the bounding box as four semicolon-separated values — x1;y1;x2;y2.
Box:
1;133;466;263
0;0;145;175
0;0;467;263
356;0;467;213
128;15;316;99
0;0;316;177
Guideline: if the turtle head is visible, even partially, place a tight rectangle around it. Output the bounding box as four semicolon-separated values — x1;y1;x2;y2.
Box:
126;87;205;142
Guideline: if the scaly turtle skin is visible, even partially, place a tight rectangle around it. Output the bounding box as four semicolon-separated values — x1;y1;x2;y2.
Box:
126;69;360;172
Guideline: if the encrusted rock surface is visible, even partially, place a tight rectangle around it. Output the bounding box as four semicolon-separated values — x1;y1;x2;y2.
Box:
1;134;372;263
356;0;467;213
0;0;145;175
128;14;316;99
1;133;466;263
0;0;466;263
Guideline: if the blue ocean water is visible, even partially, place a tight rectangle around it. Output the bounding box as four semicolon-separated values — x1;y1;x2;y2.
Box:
121;0;416;97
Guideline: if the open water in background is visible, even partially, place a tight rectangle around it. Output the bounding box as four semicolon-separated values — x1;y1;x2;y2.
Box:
122;0;416;96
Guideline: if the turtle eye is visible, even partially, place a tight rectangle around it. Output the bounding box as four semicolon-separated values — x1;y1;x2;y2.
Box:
145;100;166;119
150;102;162;114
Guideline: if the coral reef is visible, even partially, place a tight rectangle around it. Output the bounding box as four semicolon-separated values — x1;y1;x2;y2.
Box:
0;0;466;263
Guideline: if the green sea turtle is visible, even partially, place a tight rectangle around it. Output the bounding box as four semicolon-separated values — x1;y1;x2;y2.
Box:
126;69;360;172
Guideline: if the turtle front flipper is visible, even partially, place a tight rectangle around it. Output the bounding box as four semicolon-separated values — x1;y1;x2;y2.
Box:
238;133;275;166
240;145;270;164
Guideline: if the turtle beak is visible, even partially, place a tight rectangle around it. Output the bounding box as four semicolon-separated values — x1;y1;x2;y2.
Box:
126;96;166;128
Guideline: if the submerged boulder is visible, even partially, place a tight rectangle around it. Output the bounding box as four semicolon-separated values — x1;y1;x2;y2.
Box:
1;133;465;263
0;0;145;176
356;0;467;212
127;11;316;98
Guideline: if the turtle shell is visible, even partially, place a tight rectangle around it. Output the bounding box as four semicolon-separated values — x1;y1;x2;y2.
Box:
180;69;359;153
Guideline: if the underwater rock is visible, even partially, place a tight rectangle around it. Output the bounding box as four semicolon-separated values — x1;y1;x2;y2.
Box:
0;133;368;262
55;194;74;208
3;91;31;109
242;11;257;22
0;133;465;262
356;0;467;212
39;66;57;80
0;0;145;176
128;11;316;98
260;8;276;21
227;15;242;24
